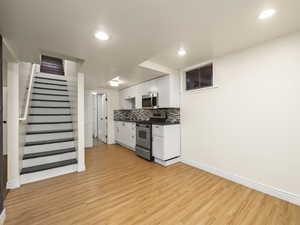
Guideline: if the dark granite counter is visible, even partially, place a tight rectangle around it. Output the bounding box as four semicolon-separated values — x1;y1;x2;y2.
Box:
114;120;180;126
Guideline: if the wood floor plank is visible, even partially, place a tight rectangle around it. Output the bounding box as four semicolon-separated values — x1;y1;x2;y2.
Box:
5;144;300;225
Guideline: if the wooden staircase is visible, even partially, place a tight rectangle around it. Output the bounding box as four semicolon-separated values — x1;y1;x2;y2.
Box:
21;72;77;184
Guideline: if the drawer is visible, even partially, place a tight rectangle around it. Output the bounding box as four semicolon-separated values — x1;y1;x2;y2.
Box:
152;125;164;137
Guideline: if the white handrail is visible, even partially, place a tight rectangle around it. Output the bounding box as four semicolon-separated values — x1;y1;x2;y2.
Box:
19;64;37;121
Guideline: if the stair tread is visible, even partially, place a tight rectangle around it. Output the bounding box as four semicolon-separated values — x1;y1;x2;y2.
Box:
31;106;71;109
32;92;69;97
29;114;71;116
28;121;72;125
25;138;74;146
31;99;70;102
20;159;77;174
34;87;68;91
27;129;74;135
35;77;67;82
34;81;67;87
23;147;76;160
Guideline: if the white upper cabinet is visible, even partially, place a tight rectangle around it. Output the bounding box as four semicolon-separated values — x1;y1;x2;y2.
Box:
119;74;180;109
156;76;170;108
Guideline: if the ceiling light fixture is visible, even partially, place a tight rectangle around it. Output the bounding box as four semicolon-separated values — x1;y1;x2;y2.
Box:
258;9;276;20
95;31;110;41
178;48;187;56
109;80;119;87
109;76;121;87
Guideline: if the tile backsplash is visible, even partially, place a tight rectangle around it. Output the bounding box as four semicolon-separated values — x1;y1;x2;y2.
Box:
114;108;180;123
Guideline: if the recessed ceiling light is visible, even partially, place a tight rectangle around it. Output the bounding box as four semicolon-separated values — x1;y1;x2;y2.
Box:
95;31;110;41
258;9;276;20
109;80;119;87
178;48;187;56
109;76;121;87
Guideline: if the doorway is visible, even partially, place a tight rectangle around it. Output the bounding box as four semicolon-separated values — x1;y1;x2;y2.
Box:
0;34;5;216
93;93;108;145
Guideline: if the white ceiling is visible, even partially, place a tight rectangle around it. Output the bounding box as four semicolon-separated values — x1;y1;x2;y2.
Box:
1;0;300;89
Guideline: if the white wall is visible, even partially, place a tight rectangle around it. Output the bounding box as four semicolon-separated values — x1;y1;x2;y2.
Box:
64;60;86;172
181;32;300;203
7;63;20;189
18;62;32;117
84;91;93;148
85;88;119;146
105;89;119;144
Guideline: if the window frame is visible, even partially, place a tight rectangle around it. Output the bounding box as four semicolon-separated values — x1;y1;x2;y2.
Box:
183;61;217;94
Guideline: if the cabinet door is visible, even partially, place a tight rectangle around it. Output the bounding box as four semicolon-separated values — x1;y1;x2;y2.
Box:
130;123;136;149
114;122;120;142
124;122;132;146
119;122;126;144
156;76;170;108
152;136;165;159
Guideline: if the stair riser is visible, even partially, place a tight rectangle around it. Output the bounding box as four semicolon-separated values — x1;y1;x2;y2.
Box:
25;132;74;142
31;94;69;101
33;88;68;95
24;141;75;154
37;73;67;80
23;152;76;167
34;78;67;85
30;108;71;114
28;116;72;123
27;123;73;132
21;164;77;185
34;83;68;90
31;101;70;107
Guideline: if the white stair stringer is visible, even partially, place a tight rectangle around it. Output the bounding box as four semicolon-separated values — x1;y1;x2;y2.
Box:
21;72;78;185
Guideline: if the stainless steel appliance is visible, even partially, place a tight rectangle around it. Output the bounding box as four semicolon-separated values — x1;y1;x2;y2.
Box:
142;92;158;109
135;111;167;161
136;123;152;161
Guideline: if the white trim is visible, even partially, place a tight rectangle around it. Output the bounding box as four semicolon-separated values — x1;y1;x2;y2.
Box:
7;178;20;189
77;73;86;172
181;158;300;206
183;86;219;95
154;157;181;167
19;64;37;121
0;209;6;225
182;60;217;94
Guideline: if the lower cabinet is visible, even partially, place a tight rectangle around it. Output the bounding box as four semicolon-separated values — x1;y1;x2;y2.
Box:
115;121;136;150
152;124;180;160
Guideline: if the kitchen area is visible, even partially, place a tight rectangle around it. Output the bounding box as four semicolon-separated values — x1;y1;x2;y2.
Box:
114;72;181;166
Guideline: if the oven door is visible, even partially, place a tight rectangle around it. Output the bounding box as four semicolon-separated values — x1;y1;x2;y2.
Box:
142;96;153;108
136;124;151;149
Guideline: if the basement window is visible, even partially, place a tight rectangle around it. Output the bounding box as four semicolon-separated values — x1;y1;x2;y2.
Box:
185;63;213;91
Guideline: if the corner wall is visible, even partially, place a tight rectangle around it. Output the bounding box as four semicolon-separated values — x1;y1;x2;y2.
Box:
85;89;119;146
181;32;300;204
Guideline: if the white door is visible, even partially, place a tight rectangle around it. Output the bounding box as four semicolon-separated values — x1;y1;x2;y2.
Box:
99;94;108;143
93;94;98;138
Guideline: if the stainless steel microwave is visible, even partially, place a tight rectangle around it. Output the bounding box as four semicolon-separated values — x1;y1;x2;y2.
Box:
142;92;158;109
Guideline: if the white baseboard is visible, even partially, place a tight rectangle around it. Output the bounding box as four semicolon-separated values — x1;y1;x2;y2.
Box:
77;164;86;172
0;209;6;225
155;157;181;167
7;178;20;189
181;158;300;206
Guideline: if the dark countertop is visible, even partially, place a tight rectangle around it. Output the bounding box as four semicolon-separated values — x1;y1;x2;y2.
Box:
114;120;180;126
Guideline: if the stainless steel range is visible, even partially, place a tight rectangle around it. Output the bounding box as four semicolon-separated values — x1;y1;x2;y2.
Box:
135;111;167;161
135;123;152;161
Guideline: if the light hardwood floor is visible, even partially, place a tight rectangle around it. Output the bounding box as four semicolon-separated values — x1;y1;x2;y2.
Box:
5;144;300;225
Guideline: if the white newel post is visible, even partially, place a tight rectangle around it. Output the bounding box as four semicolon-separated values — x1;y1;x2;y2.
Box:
77;72;86;172
7;63;20;189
